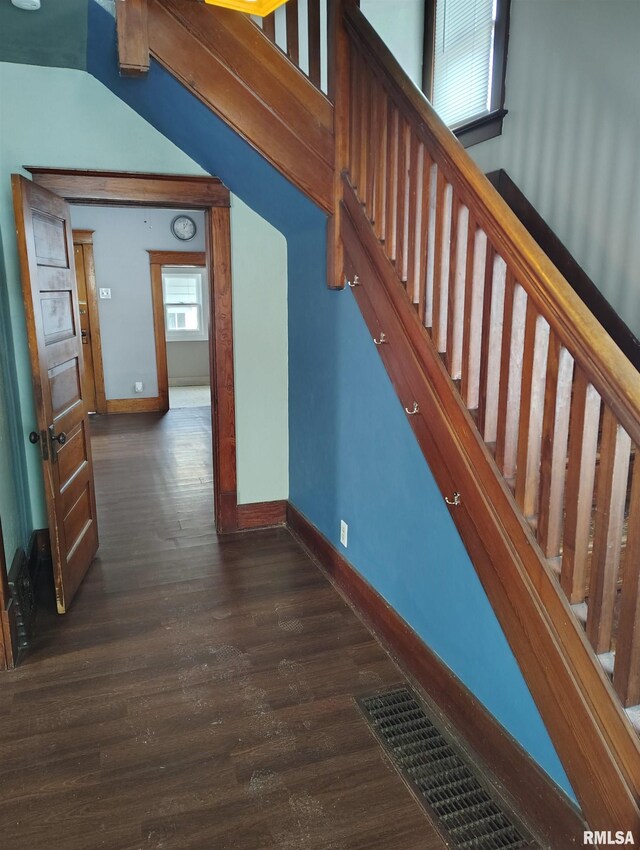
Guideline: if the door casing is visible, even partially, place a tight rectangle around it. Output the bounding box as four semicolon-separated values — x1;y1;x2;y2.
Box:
26;168;240;534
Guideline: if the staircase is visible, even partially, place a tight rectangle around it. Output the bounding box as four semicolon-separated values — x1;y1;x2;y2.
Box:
116;0;640;832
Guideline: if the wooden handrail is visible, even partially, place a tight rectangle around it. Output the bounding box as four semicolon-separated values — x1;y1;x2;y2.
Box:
343;3;640;447
340;0;640;830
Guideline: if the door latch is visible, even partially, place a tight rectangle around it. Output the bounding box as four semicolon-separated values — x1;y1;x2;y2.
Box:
29;429;49;461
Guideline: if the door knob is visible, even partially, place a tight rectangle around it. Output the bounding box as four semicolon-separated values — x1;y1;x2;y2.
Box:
29;431;40;444
48;425;67;461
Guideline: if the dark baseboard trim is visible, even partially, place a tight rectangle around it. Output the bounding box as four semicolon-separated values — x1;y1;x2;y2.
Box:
0;595;18;671
286;502;586;847
237;500;287;530
1;529;51;670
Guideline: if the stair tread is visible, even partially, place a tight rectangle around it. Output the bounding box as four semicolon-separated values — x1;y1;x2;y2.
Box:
626;705;640;734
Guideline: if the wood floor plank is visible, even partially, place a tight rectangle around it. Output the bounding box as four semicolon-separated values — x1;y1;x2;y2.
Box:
0;408;445;850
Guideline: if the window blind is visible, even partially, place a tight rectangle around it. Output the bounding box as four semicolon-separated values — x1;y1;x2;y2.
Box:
432;0;495;129
163;274;200;305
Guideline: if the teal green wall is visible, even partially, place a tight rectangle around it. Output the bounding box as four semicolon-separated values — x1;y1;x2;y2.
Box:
0;226;30;561
0;0;88;70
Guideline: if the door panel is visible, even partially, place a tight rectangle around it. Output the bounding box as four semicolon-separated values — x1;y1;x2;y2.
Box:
12;175;99;613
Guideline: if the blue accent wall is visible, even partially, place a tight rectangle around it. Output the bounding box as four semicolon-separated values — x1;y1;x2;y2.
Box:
0;0;572;800
287;224;575;799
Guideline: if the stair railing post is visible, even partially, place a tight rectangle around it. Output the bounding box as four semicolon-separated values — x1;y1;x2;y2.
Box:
327;0;351;289
115;0;150;76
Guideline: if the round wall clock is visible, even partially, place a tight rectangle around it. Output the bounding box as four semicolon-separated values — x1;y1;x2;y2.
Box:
171;215;197;241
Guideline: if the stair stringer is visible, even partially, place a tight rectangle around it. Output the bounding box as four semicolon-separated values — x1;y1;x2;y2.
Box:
339;175;640;832
146;0;335;214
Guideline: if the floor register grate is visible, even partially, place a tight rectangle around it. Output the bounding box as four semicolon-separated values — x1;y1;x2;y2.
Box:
359;687;536;850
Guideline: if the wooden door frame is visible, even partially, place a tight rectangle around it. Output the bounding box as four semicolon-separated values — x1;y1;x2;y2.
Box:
73;230;107;414
148;251;207;413
27;168;239;533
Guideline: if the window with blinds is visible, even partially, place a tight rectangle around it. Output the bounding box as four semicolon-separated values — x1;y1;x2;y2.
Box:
432;0;497;129
162;267;207;342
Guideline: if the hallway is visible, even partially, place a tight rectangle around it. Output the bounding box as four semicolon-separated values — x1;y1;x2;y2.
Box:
0;409;445;850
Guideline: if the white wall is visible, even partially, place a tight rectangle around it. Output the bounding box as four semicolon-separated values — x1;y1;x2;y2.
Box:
167;342;209;386
69;205;207;399
360;0;424;88
0;61;288;523
231;196;288;504
469;0;640;337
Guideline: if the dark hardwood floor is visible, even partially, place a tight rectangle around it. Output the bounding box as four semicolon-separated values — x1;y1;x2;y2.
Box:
0;408;445;850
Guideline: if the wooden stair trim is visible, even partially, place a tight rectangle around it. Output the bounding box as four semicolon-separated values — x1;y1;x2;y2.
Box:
343;3;640;447
340;174;640;830
287;503;587;847
116;0;150;76
159;0;334;158
147;0;334;213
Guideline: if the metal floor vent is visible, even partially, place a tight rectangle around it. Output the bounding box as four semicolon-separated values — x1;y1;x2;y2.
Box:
359;687;535;850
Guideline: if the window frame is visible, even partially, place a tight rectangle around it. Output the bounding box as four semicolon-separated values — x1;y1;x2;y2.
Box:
422;0;511;148
162;265;209;343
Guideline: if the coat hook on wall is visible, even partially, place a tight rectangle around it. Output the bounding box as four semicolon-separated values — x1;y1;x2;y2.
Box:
405;402;419;415
347;275;361;287
373;332;387;345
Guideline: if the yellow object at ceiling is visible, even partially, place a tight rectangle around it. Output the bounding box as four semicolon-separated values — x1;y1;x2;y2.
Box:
204;0;288;16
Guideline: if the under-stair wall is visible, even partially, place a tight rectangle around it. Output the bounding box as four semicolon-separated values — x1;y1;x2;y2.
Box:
287;222;576;797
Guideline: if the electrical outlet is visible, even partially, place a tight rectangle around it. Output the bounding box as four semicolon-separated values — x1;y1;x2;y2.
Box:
340;520;348;548
99;288;112;299
134;382;143;393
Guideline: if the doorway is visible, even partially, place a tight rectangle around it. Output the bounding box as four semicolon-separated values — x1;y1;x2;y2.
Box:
73;230;107;414
148;251;211;411
21;168;240;543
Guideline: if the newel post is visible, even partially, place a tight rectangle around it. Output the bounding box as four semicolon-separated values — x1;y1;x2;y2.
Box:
115;0;150;76
326;0;351;289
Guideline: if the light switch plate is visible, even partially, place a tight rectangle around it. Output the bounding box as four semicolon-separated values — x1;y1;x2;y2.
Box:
99;288;111;299
340;520;348;548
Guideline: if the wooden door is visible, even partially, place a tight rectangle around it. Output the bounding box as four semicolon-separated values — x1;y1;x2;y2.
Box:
73;231;106;414
12;175;99;613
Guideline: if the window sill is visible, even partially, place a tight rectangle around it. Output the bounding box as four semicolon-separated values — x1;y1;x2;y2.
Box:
453;108;507;149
